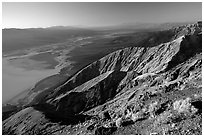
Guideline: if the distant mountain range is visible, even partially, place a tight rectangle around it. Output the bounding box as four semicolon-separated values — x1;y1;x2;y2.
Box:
2;26;98;53
3;22;195;54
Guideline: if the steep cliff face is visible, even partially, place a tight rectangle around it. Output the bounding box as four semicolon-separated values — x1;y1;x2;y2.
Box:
3;22;202;135
54;70;127;116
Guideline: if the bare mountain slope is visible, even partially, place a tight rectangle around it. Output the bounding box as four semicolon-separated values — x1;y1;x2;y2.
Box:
2;22;202;135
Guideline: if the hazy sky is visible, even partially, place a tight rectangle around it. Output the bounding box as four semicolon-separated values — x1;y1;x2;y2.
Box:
2;2;202;28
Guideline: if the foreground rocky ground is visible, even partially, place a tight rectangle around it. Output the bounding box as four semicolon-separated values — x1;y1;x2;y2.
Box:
2;22;202;135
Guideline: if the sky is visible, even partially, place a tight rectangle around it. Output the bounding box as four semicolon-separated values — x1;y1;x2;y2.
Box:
2;2;202;28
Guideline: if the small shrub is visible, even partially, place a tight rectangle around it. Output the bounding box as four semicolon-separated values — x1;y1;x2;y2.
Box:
155;111;173;124
173;97;197;114
115;117;123;128
125;110;132;119
148;101;158;118
131;113;140;122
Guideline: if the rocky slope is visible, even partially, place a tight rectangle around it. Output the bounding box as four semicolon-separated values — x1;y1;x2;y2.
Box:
2;22;202;135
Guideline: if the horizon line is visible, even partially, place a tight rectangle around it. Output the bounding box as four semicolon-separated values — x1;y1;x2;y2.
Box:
2;20;201;30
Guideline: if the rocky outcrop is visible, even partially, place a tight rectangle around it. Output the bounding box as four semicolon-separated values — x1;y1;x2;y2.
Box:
2;22;202;135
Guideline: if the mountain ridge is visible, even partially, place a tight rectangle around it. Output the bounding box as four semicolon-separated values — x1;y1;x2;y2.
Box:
2;22;202;135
